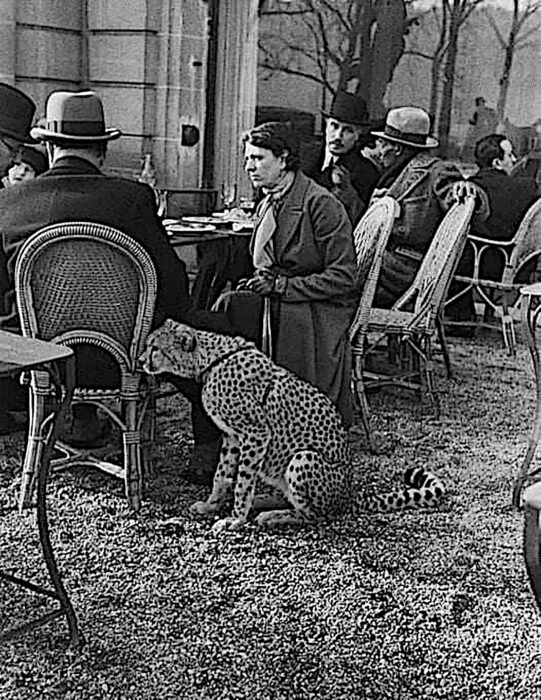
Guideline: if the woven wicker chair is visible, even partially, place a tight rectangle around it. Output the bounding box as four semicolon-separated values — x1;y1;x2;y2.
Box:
445;198;541;354
15;221;157;511
351;196;476;447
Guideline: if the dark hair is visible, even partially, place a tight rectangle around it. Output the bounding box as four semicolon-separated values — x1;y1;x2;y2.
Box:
242;121;300;171
11;145;48;175
475;96;486;106
474;133;507;169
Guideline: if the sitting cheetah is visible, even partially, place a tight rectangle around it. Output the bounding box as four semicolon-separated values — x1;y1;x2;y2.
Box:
141;320;445;530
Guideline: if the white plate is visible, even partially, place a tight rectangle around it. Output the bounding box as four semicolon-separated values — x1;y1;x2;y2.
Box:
181;216;218;225
166;223;217;235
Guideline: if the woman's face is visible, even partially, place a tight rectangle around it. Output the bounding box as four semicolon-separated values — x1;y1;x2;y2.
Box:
8;161;36;185
244;142;287;189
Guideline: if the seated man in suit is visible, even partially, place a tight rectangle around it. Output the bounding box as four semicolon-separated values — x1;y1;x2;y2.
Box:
0;90;227;480
314;91;380;225
446;133;540;327
0;83;39;433
370;106;481;308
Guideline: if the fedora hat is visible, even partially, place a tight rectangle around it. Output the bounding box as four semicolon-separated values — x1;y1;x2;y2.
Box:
322;91;370;127
0;83;36;143
372;106;438;149
30;90;121;143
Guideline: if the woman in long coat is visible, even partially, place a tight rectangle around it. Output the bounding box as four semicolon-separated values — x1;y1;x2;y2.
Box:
217;121;358;426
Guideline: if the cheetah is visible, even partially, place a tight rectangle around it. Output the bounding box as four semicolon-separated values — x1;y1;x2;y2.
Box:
140;320;446;531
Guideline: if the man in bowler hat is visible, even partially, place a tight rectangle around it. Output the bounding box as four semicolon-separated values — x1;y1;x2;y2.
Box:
315;91;380;225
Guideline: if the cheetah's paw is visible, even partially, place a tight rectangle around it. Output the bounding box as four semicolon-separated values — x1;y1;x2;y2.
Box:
190;500;220;517
211;516;247;533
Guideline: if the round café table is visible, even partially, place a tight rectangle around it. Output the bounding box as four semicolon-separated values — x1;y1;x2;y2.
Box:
0;330;83;650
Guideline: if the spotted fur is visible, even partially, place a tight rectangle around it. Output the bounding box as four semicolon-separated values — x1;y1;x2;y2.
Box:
141;320;445;530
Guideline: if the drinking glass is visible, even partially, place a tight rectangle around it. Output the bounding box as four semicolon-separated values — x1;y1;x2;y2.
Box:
221;183;237;211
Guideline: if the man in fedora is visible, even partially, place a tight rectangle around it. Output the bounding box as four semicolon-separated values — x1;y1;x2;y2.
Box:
370;105;481;307
315;91;380;225
0;90;228;466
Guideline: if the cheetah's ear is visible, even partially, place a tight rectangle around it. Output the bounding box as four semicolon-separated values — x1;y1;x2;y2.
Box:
173;324;197;352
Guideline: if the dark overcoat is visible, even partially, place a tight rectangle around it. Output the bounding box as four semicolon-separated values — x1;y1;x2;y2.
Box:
315;149;380;225
371;154;463;307
0;156;190;329
253;171;358;425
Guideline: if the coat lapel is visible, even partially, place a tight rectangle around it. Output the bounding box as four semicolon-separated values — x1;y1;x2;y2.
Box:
274;171;310;259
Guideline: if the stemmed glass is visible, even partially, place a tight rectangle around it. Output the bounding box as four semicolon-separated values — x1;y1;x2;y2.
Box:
221;183;237;211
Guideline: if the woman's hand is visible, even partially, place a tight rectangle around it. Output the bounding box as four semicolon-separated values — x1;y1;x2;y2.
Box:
245;269;277;296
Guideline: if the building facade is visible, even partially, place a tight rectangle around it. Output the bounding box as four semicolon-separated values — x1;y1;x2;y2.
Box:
1;0;258;199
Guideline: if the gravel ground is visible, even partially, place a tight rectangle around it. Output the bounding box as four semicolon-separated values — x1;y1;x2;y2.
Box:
0;335;540;700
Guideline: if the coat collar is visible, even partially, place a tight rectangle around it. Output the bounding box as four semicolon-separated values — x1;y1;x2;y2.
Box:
386;153;439;202
41;155;103;178
273;170;310;256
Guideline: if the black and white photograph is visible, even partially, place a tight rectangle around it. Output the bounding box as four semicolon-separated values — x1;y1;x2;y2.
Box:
0;1;541;698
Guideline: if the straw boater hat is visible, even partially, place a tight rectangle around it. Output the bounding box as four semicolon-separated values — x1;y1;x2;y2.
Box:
322;91;371;128
30;90;122;143
372;106;438;149
0;83;36;143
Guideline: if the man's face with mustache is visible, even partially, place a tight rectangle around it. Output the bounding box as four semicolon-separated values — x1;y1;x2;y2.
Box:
325;118;360;157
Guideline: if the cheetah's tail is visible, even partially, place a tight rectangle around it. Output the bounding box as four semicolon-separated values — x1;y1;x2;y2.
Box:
358;466;446;513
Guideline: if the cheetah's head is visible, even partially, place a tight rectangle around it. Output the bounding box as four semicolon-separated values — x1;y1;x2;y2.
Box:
139;319;199;378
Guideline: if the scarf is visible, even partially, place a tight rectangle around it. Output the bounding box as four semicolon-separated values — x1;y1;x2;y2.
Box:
252;171;295;270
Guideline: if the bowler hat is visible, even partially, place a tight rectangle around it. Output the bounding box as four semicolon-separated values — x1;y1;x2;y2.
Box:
323;91;370;127
0;83;36;143
372;106;438;149
30;90;121;143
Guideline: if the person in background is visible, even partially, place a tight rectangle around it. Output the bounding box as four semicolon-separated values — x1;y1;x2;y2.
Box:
370;106;483;308
2;145;48;187
0;90;229;481
314;91;380;225
446;133;540;328
0;83;38;434
216;121;358;428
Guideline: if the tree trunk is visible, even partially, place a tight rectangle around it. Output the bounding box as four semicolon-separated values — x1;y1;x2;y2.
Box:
369;0;408;117
429;54;442;129
437;6;461;156
496;0;519;123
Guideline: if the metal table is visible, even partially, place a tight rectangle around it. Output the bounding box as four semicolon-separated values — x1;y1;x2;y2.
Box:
0;330;83;650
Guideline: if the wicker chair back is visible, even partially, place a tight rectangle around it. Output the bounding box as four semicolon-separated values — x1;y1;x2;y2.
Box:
349;196;400;342
396;195;477;331
15;221;157;370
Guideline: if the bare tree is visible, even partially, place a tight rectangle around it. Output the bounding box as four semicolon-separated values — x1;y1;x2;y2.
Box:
258;0;419;117
487;0;541;123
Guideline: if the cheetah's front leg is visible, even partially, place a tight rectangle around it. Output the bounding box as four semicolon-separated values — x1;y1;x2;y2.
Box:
190;435;240;517
211;429;270;533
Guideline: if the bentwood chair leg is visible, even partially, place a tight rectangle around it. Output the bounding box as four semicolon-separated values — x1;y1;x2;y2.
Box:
436;318;453;380
352;356;375;453
19;377;49;510
513;293;541;508
123;398;142;511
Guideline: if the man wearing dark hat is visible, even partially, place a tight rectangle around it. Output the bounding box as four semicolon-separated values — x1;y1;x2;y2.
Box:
370;106;482;307
0;82;38;433
0;90;227;466
315;91;380;225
